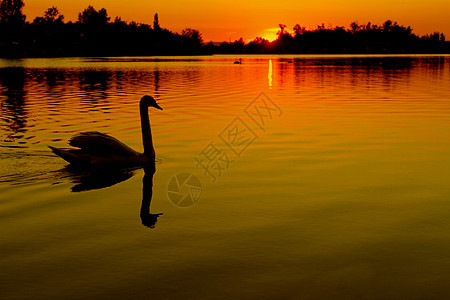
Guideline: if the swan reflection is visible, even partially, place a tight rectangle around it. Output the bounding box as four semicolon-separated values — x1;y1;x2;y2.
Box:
140;165;163;228
58;165;139;192
58;163;163;228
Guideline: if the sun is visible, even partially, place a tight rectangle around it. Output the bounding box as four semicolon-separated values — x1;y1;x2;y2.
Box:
259;27;279;42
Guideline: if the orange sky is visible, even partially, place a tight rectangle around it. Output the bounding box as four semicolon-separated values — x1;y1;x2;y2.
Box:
24;0;450;42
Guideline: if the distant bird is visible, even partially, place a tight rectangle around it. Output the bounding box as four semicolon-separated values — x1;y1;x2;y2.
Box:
234;58;242;64
49;95;163;166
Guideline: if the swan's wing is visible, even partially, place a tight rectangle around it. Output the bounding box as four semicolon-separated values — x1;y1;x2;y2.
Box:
49;146;92;165
69;131;138;157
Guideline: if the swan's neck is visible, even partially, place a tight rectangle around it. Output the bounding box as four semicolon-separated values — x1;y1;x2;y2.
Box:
140;103;155;160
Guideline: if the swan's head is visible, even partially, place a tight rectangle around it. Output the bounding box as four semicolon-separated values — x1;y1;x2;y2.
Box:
141;95;163;110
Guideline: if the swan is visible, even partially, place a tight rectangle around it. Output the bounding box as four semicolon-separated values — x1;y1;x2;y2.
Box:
49;95;163;166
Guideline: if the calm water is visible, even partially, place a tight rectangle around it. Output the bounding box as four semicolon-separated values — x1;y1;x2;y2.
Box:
1;55;450;299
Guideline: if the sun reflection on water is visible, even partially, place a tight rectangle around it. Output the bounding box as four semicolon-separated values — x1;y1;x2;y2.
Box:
268;59;273;88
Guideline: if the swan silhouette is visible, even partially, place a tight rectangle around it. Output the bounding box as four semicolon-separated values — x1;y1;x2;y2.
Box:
49;95;162;166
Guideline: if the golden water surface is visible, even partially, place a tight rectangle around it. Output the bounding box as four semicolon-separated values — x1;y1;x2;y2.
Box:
1;55;450;299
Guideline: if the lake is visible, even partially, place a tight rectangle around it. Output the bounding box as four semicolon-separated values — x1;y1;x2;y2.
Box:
1;55;450;299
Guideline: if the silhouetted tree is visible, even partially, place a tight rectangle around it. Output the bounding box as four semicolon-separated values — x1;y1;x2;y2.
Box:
278;24;287;36
153;13;160;30
247;36;271;53
316;23;326;31
250;36;270;44
350;21;360;33
181;28;203;51
234;37;245;49
114;16;123;24
293;24;306;37
78;6;110;26
33;6;64;24
0;0;25;25
44;6;63;23
113;16;127;28
273;25;296;52
383;20;393;31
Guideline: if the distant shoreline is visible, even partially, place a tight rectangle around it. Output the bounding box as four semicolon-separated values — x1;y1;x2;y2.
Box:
1;52;450;60
1;8;449;58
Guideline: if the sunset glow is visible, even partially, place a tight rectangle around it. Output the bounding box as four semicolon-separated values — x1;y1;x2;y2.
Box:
24;0;450;42
3;0;450;296
260;28;279;42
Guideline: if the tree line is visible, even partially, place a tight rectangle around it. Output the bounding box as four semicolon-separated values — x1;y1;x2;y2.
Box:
0;0;448;57
237;21;448;54
0;1;204;57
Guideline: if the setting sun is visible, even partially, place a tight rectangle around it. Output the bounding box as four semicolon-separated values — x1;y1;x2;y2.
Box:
259;27;279;42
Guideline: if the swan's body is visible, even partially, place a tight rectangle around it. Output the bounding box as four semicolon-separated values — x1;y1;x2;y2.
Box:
49;131;148;165
49;96;162;167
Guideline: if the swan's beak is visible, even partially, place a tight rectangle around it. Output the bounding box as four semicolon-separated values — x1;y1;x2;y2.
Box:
154;103;163;110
